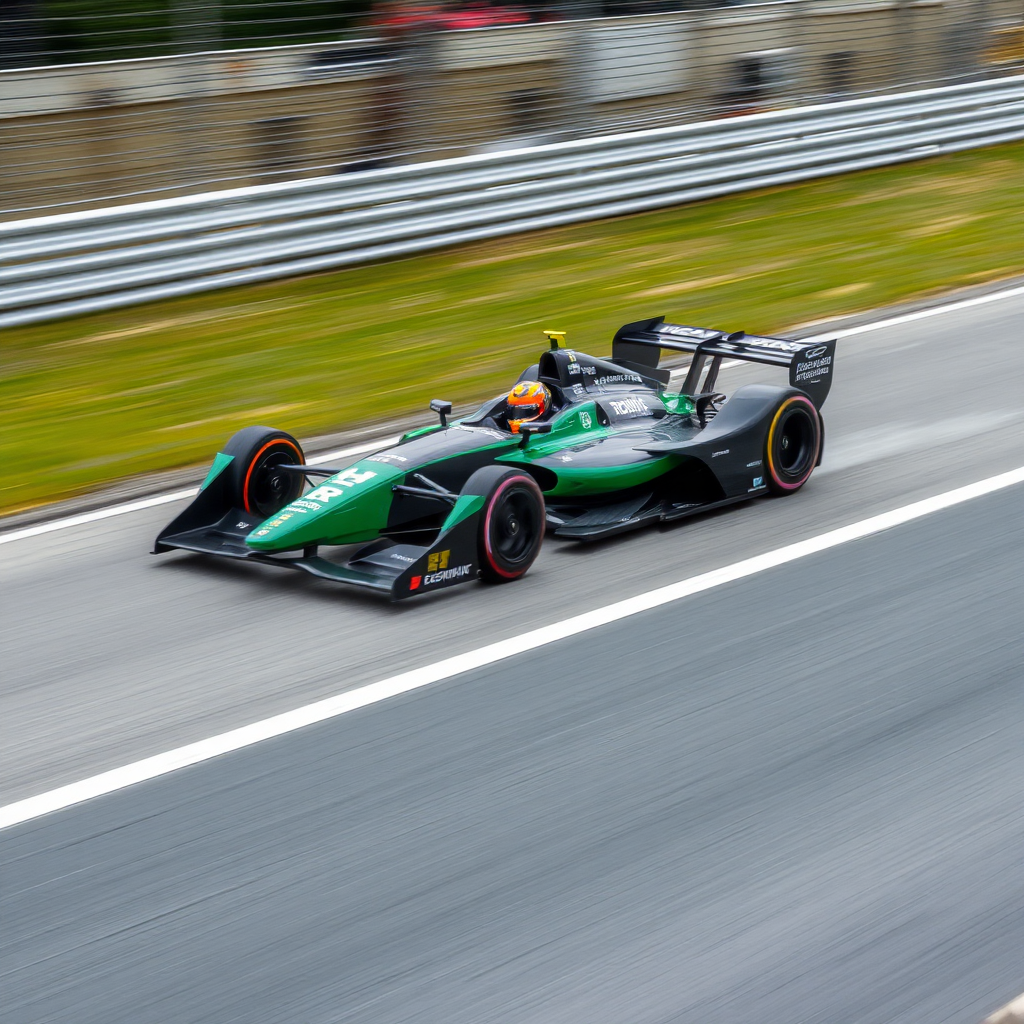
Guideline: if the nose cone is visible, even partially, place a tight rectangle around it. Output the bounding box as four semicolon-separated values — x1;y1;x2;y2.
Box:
245;506;323;552
245;459;402;551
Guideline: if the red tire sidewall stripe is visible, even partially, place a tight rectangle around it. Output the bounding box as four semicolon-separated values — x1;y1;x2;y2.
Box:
767;396;820;491
242;438;302;515
483;475;542;579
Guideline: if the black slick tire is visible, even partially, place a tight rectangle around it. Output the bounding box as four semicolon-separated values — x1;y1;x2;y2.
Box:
465;466;545;583
764;395;821;495
223;426;305;518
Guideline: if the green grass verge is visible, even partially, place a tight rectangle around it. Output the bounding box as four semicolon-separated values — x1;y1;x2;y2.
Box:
4;141;1024;515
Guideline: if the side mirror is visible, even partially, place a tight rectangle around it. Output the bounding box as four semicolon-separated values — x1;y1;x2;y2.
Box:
518;421;552;446
429;399;453;427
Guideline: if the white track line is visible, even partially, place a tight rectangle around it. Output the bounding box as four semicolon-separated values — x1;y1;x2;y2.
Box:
811;282;1024;342
2;279;1022;549
2;463;1022;831
0;438;398;547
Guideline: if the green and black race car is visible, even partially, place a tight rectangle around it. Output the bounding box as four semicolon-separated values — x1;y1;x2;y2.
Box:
155;316;837;600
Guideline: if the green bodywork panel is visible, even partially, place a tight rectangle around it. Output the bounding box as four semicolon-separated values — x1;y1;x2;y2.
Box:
497;401;681;497
443;493;485;530
500;402;609;458
246;458;405;550
660;393;696;416
200;451;234;491
246;436;509;552
399;423;444;442
245;390;694;551
507;446;680;497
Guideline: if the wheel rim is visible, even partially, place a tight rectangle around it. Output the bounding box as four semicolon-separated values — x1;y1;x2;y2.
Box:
245;443;302;517
491;489;538;565
767;397;820;490
484;477;543;577
777;408;815;477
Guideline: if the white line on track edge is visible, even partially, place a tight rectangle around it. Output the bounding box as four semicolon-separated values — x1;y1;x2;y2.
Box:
2;463;1022;831
809;281;1024;343
2;280;1023;548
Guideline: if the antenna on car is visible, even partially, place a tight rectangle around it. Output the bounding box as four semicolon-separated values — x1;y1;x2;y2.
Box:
543;329;566;350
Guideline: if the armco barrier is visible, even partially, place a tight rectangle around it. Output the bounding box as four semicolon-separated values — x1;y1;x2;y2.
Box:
1;75;1023;329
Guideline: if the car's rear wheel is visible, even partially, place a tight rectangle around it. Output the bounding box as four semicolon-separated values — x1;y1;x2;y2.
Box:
765;395;821;495
223;426;305;518
467;467;545;583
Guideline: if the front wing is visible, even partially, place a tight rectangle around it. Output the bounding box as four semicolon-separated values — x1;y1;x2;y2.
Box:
154;467;483;601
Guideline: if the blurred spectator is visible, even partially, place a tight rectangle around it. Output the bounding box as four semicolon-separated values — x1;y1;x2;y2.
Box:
344;0;551;171
368;0;540;33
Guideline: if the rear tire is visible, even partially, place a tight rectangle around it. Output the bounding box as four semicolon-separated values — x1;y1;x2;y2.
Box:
466;467;545;583
765;395;821;495
223;426;305;518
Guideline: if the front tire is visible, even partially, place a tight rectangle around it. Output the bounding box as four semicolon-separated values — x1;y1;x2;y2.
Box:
765;395;821;495
467;467;545;583
223;426;305;518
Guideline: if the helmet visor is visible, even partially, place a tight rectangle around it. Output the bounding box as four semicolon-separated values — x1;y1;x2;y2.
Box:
509;401;543;419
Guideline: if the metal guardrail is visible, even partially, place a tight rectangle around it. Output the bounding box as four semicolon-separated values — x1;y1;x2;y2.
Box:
8;2;1020;218
2;74;1023;330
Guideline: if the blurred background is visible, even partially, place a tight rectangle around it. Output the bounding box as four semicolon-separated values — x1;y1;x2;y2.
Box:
2;0;1022;218
3;7;1024;1024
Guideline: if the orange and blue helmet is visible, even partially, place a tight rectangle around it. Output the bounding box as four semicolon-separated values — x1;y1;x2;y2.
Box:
506;380;551;434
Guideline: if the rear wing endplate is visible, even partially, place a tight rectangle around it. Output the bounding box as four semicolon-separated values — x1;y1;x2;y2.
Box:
612;316;837;409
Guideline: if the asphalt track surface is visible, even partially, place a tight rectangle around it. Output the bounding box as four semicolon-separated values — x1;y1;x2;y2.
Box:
2;289;1024;1021
3;483;1022;1023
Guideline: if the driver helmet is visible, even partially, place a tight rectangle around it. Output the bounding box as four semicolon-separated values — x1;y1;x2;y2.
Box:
506;380;551;434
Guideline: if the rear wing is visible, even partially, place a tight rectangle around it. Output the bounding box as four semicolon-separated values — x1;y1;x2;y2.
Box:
612;316;837;409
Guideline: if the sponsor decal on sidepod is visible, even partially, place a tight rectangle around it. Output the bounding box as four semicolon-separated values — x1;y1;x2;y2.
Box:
608;396;649;417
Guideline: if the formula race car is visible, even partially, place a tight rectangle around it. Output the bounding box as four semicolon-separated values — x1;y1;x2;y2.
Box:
155;316;836;600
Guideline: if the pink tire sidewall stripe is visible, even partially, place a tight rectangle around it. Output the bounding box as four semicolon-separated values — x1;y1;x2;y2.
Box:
483;475;543;579
767;396;820;492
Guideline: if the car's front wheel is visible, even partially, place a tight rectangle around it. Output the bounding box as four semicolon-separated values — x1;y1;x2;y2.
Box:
222;426;305;518
465;467;546;583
